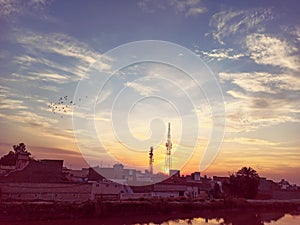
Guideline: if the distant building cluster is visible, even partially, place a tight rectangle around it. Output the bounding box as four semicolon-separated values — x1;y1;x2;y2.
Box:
0;149;300;203
0;154;215;202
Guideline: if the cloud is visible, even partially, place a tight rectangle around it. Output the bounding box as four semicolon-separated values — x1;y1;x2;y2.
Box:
0;85;29;110
0;110;57;130
0;98;28;110
9;29;112;85
125;81;158;96
219;71;300;132
227;137;278;146
209;8;273;44
13;55;86;79
185;7;206;17
225;99;299;133
0;83;73;143
220;72;300;94
0;84;11;96
38;85;60;92
1;29;114;151
96;88;113;105
245;33;300;71
0;0;49;17
0;108;78;146
11;71;70;84
28;145;82;160
36;72;69;83
138;0;206;17
200;48;244;61
14;30;99;65
0;0;20;17
294;26;300;42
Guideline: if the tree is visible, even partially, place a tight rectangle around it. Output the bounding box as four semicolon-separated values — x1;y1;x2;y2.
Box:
0;151;16;166
0;143;31;166
13;143;29;154
237;167;259;179
210;182;222;199
229;167;260;199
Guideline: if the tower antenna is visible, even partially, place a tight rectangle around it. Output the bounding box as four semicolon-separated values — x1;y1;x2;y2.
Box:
165;122;172;174
149;146;154;174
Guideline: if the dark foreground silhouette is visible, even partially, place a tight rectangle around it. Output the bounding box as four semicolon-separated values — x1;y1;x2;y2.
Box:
2;209;300;225
1;200;299;225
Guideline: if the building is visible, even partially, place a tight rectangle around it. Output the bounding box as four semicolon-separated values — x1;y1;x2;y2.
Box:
0;151;30;175
0;154;216;202
0;159;63;183
62;167;89;182
90;163;167;186
126;171;214;200
0;182;91;202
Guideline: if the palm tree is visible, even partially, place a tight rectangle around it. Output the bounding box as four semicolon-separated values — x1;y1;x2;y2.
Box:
236;167;259;179
230;167;260;199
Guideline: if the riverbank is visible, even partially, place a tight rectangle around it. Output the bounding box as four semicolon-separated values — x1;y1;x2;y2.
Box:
1;199;300;222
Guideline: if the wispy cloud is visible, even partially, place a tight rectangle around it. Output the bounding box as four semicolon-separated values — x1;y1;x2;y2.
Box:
227;137;278;146
12;71;70;84
0;84;11;96
0;85;29;111
219;69;300;133
245;33;300;71
96;88;113;105
38;85;60;93
125;81;158;96
0;0;49;18
200;48;244;61
13;55;86;80
138;0;206;17
220;72;300;94
293;26;300;42
185;6;206;17
8;29;112;86
0;98;28;110
14;30;99;64
0;110;57;130
209;8;273;44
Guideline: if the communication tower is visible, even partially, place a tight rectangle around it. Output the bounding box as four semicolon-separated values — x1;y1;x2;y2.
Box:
165;122;172;174
149;146;154;174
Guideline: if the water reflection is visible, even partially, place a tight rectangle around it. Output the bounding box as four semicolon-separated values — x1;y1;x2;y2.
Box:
3;210;300;225
153;211;300;225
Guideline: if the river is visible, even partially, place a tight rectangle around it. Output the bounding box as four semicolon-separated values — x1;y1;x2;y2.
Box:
2;210;300;225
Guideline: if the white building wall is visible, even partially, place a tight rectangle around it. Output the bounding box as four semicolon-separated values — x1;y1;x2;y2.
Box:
90;181;126;200
152;191;180;198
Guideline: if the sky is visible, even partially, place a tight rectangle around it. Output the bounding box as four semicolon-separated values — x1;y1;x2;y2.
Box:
0;0;299;184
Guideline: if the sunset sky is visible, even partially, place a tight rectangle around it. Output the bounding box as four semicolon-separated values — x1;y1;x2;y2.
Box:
0;0;299;184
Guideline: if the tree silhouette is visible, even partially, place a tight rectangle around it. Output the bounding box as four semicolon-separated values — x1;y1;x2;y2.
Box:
210;182;222;199
0;151;16;166
0;143;31;166
13;143;29;154
229;167;260;199
237;167;259;178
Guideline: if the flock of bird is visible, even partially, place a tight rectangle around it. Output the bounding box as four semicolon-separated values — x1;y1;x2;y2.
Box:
48;96;74;117
48;95;83;118
48;95;89;117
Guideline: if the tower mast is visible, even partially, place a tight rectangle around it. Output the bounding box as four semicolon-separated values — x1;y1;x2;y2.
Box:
149;146;154;174
165;122;172;174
